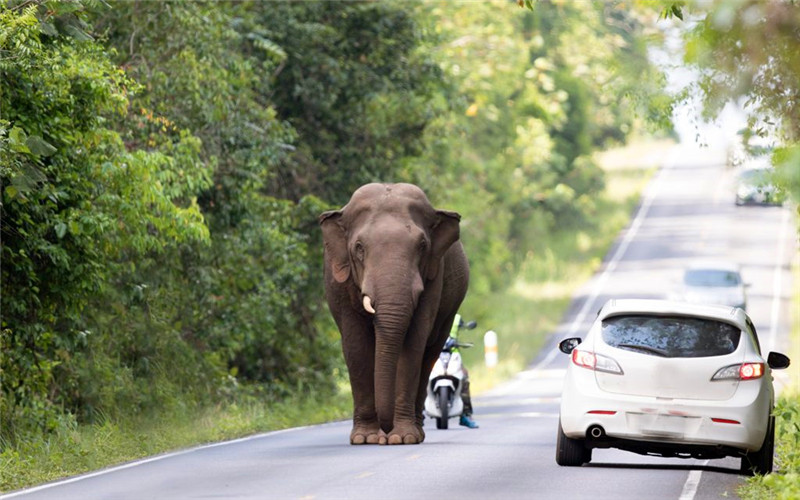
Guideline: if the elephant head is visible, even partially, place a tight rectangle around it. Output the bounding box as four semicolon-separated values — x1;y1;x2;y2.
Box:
320;183;466;443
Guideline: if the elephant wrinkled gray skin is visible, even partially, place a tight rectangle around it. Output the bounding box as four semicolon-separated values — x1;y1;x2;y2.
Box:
320;183;469;445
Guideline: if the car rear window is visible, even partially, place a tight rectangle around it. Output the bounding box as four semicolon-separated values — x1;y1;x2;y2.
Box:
601;315;741;358
684;269;741;287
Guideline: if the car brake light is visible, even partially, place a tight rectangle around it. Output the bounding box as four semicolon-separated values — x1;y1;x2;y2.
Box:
572;349;596;369
711;418;741;424
711;362;765;381
739;363;764;380
571;349;623;374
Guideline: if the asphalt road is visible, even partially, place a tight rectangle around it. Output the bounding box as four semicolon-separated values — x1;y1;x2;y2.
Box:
3;143;796;500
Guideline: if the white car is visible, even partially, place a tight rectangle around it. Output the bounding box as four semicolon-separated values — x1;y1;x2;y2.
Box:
735;162;785;206
556;299;790;475
670;261;748;311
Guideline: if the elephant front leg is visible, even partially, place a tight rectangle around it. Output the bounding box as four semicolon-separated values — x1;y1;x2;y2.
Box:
341;320;381;445
382;346;426;445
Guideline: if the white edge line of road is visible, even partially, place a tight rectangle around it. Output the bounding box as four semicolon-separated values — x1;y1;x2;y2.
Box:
679;461;708;500
0;424;328;499
768;207;791;353
530;147;676;373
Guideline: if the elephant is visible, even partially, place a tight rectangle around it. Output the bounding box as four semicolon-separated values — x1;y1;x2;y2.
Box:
319;183;469;445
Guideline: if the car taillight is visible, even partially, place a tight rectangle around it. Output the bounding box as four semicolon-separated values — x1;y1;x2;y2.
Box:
739;363;764;380
571;349;623;375
572;349;595;369
711;362;765;381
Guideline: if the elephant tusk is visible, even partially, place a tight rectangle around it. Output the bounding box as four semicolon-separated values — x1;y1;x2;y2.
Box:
363;295;376;314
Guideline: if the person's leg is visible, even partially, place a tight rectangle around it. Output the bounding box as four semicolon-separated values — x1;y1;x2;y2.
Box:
459;368;478;428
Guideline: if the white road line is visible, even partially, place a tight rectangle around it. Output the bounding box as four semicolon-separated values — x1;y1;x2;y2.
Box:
679;461;708;500
767;207;791;353
532;149;676;372
0;425;319;499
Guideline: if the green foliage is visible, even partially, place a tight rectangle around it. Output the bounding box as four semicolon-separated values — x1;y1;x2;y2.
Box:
739;396;800;499
1;0;672;479
401;0;666;292
92;1;342;396
253;0;447;205
682;0;800;205
1;0;209;435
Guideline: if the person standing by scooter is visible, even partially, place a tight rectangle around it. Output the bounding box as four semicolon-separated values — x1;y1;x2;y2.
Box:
450;313;479;429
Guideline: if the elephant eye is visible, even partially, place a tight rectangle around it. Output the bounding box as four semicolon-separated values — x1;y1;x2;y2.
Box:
354;242;365;261
418;239;428;254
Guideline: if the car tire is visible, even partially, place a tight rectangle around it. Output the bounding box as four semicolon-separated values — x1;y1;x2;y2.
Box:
741;414;774;475
556;419;591;466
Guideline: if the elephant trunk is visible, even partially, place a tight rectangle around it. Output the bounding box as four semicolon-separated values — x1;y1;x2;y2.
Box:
371;296;415;434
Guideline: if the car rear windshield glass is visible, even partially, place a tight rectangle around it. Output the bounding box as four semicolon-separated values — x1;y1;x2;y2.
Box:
684;270;741;287
601;315;741;358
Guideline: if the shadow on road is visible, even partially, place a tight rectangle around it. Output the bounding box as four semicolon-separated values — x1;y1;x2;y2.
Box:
585;461;742;476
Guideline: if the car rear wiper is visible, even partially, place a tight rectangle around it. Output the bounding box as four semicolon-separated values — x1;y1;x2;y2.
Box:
616;343;670;357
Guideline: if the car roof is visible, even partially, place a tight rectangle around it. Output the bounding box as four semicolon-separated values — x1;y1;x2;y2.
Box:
739;155;772;170
684;260;742;273
598;299;748;329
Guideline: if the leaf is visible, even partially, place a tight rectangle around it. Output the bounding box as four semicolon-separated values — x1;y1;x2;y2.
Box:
4;185;19;200
39;21;58;37
55;223;67;239
63;24;94;42
25;135;57;156
8;127;31;154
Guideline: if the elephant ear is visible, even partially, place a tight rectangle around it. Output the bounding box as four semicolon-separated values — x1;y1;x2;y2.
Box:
320;210;350;283
426;209;461;281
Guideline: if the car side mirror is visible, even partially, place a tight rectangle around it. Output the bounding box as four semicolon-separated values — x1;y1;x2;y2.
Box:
559;338;581;354
767;352;790;370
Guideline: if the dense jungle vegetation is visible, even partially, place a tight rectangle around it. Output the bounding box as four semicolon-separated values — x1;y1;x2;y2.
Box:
1;0;798;493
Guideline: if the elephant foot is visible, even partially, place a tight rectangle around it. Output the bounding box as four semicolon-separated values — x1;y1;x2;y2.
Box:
350;423;381;445
383;422;424;445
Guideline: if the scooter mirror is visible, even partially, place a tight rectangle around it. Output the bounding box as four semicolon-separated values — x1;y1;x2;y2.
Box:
464;321;477;330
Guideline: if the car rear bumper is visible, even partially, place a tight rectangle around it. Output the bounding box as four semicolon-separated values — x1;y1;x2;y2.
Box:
560;369;772;452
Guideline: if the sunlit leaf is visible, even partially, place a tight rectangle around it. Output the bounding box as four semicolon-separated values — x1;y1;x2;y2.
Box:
4;185;19;200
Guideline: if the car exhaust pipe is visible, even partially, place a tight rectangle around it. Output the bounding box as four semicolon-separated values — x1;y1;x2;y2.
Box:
588;425;605;439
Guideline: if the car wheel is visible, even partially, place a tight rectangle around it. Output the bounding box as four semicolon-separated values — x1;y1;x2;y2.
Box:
741;415;774;475
556;419;591;466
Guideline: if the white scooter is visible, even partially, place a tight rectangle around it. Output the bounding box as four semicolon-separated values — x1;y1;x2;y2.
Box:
424;319;476;429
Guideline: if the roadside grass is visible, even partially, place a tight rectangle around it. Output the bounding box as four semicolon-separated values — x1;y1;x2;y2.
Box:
0;390;353;492
0;140;663;493
740;239;800;499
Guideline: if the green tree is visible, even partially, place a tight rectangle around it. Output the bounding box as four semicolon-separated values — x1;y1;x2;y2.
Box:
1;0;209;434
681;0;800;205
93;0;339;393
404;0;668;293
254;0;448;206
